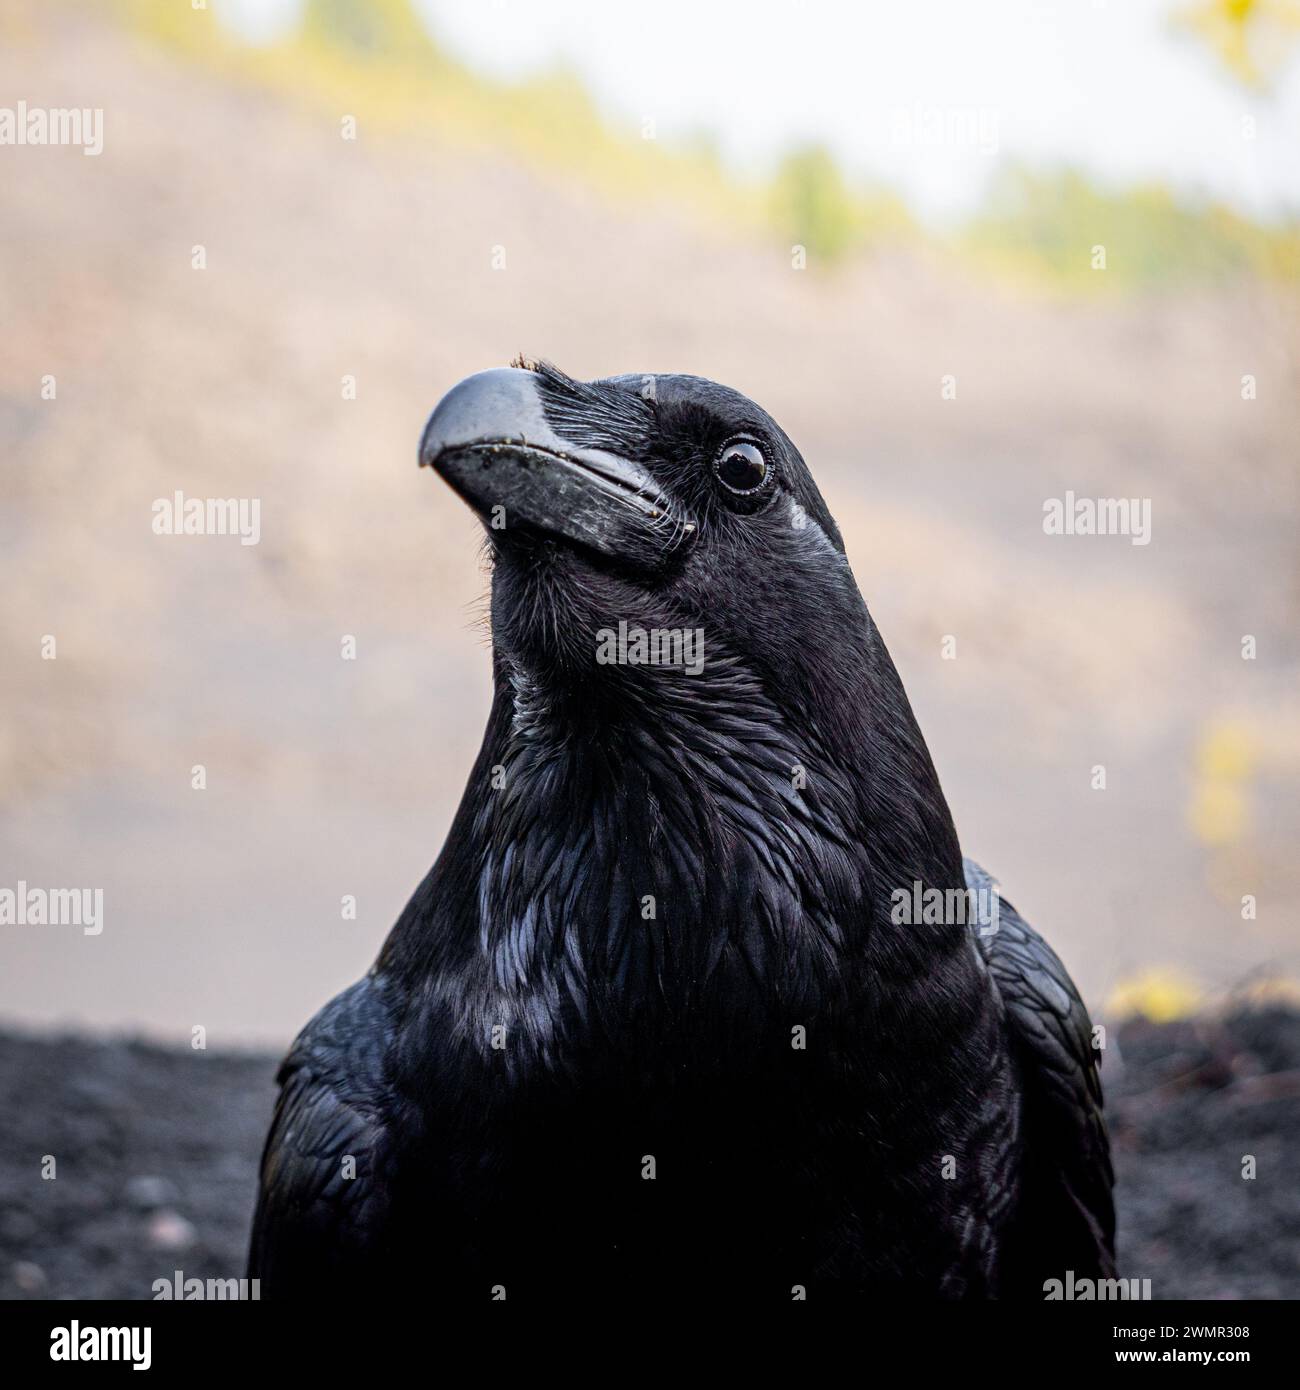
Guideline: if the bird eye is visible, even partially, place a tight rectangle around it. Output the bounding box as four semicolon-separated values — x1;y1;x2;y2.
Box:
715;439;768;495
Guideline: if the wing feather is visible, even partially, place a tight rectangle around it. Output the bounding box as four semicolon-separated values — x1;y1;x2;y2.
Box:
248;974;398;1294
965;859;1117;1293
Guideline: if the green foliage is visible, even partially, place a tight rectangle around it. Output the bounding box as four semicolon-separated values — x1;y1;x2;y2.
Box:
964;166;1300;290
113;0;1298;291
301;0;441;68
769;143;914;266
770;145;855;262
1172;0;1300;90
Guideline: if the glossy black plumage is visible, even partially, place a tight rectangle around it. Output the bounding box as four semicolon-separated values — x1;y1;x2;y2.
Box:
249;364;1115;1300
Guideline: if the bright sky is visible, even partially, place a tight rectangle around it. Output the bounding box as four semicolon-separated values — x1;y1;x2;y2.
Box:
224;0;1300;224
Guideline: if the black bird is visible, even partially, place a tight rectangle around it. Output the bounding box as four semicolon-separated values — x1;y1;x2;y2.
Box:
249;362;1115;1300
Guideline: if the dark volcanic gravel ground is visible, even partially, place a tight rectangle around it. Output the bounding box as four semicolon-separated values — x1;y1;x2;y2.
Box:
1;1009;1297;1300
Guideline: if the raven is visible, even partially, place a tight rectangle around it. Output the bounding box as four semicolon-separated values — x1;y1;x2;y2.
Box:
249;363;1115;1300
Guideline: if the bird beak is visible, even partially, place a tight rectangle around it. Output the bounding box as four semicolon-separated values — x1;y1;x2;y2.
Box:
419;368;694;572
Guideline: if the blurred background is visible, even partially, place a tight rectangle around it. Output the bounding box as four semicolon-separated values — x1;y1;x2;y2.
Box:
1;0;1298;1298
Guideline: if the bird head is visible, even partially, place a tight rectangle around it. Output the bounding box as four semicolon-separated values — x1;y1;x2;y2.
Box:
419;361;878;741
